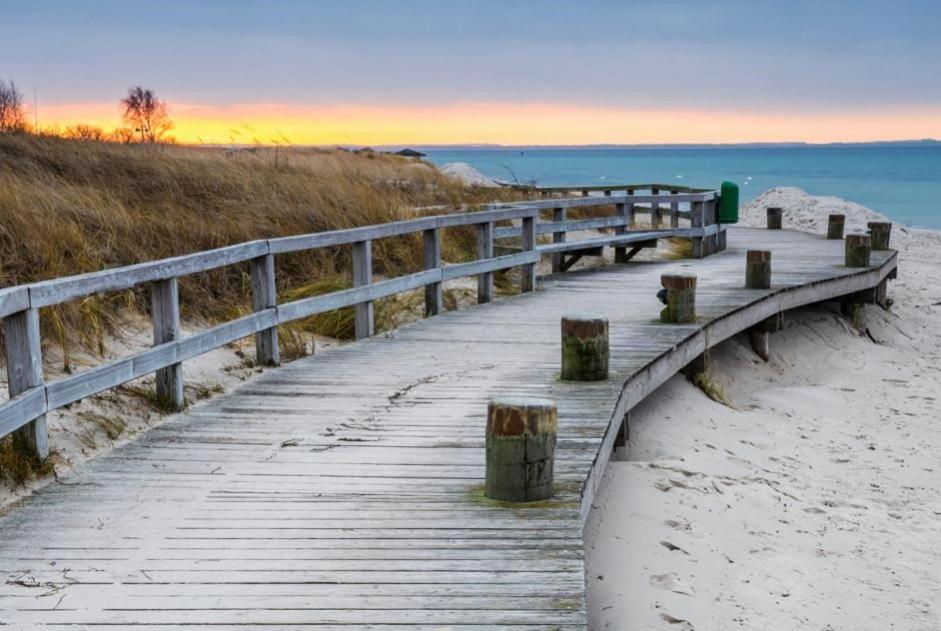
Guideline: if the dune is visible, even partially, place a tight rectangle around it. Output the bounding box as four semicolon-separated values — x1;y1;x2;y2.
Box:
585;188;941;629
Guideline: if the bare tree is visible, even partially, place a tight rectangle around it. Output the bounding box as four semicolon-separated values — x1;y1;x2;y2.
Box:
0;79;28;133
64;123;107;141
120;86;173;143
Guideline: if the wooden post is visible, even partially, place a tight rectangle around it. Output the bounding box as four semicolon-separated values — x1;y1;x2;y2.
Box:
868;221;892;250
520;216;537;292
827;214;845;240
603;190;611;197
151;278;184;410
660;273;696;324
250;254;279;366
626;189;636;228
550;207;566;273
352;240;374;339
423;228;443;316
745;250;772;289
651;187;661;228
3;308;48;459
581;189;589;197
669;190;679;228
614;412;629;448
485;397;557;502
845;233;871;267
749;330;770;362
767;206;783;230
704;198;719;255
614;202;629;263
560;315;609;381
476;221;494;304
691;200;704;258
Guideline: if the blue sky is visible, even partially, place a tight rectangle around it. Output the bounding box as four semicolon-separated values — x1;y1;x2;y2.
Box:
3;1;941;143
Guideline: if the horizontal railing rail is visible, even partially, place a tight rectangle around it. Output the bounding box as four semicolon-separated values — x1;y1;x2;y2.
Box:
0;186;721;458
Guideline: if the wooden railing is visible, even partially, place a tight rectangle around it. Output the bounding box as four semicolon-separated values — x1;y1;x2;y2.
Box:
0;186;720;458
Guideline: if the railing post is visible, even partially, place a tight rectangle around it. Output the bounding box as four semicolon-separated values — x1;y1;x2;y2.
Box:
626;189;636;228
151;278;184;410
550;207;566;273
669;190;679;228
3;308;48;459
651;187;661;228
614;202;629;263
520;215;537;292
691;200;704;258
352;240;374;339
476;221;494;304
423;228;443;317
705;197;719;255
250;253;279;366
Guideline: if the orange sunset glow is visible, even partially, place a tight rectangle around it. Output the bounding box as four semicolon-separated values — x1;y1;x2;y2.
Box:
36;101;941;146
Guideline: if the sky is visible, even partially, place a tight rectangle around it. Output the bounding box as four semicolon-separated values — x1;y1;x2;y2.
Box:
4;0;941;145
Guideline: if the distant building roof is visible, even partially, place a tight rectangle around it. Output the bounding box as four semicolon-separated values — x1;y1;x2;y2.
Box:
394;148;426;157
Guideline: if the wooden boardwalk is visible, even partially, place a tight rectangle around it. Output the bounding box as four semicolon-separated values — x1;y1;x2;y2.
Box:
0;227;896;629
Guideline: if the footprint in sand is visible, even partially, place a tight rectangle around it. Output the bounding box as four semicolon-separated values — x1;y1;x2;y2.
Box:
650;572;696;596
660;613;696;630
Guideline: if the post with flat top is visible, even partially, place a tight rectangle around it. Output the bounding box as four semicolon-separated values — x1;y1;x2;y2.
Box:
614;202;629;263
691;200;705;258
476;221;494;304
423;228;443;316
520;215;537;292
845;233;871;268
745;250;773;361
651;187;661;228
827;214;845;240
868;221;892;250
745;250;772;289
352;240;374;339
659;273;697;324
626;189;636;228
151;278;184;410
767;206;783;230
485;397;557;502
550;207;566;273
560;315;609;381
3;308;48;459
250;253;280;366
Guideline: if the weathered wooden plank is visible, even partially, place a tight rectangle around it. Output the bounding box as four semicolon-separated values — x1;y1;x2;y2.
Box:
151;278;184;410
28;241;269;309
352;240;374;340
278;270;440;324
423;228;443;317
250;254;279;366
0;387;46;438
441;251;539;282
476;221;495;304
2;307;48;457
0;286;30;319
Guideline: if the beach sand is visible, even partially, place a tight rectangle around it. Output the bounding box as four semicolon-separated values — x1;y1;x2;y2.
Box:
585;188;941;630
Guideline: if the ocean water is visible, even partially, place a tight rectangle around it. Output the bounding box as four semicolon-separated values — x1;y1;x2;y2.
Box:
422;146;941;229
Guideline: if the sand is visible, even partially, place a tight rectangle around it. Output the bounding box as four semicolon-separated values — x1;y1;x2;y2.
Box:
440;161;499;187
585;188;941;630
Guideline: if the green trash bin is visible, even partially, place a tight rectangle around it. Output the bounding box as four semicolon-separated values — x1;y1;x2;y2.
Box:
719;181;739;224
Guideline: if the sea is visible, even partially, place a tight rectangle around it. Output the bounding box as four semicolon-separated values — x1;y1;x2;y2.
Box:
421;146;941;229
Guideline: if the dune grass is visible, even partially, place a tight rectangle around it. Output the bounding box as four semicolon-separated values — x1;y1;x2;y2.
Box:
0;134;520;357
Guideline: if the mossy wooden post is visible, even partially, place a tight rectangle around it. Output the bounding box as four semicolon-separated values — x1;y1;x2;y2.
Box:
550;207;566;273
485;397;557;502
845;233;871;267
250;253;280;366
745;250;772;289
660;273;697;324
868;221;892;250
767;206;783;230
3;308;48;459
476;221;495;304
151;278;185;410
560;315;609;381
352;240;374;339
827;214;845;240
